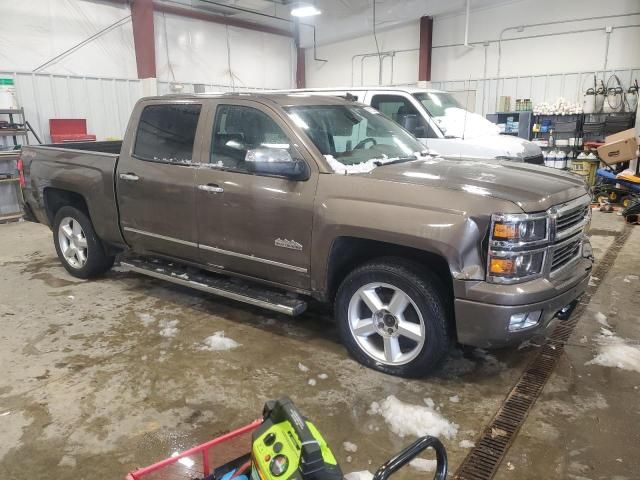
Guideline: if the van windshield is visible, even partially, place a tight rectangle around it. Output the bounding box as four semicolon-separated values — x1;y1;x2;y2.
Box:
285;104;427;174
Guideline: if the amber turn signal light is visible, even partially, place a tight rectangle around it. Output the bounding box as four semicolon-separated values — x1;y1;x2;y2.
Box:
489;257;515;274
493;223;517;239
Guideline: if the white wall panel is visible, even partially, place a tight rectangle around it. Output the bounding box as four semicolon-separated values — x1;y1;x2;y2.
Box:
0;72;143;144
0;0;137;78
154;12;295;90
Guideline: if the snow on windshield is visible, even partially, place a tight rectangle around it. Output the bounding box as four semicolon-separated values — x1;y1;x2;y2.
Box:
434;107;500;139
324;151;433;174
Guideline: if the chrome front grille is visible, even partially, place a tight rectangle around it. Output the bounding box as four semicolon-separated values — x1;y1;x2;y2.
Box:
551;237;582;272
556;204;590;235
549;197;591;273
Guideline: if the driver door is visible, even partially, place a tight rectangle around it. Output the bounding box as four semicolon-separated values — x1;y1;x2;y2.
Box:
194;100;318;290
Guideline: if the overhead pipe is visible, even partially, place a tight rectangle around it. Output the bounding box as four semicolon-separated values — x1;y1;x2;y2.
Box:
463;0;471;48
494;12;640;109
351;48;418;86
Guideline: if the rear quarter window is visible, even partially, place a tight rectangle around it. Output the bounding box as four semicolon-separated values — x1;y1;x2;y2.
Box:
133;104;201;164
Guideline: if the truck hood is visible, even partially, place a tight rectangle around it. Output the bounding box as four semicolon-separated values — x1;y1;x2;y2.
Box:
367;157;588;212
427;134;542;161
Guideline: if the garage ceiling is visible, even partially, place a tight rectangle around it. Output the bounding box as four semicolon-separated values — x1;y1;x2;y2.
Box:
157;0;517;46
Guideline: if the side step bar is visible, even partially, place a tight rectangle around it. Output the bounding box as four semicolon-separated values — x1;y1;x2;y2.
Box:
120;256;307;316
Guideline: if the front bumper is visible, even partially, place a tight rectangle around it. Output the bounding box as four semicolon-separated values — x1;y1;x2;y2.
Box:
454;250;593;348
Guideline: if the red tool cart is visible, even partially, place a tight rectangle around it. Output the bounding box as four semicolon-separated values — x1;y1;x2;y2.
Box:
49;118;96;143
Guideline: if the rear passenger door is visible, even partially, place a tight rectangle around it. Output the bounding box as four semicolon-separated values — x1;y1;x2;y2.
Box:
117;100;205;261
194;100;317;290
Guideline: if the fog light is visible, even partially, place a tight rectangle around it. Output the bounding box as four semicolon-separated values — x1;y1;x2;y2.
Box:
508;310;542;331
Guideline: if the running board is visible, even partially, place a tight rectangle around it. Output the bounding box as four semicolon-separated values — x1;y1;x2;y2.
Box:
119;256;307;316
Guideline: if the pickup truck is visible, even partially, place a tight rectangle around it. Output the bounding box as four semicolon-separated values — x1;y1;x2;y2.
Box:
20;93;593;377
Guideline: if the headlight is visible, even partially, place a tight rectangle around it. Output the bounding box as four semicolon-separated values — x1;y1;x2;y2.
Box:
491;213;547;244
487;212;549;283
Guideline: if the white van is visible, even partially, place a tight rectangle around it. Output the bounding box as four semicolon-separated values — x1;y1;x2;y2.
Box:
273;86;543;164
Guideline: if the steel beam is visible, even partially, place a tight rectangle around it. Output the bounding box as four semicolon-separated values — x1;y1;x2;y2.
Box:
131;0;156;79
418;16;433;82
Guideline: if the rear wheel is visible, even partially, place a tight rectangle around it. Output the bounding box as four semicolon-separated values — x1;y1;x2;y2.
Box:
335;259;450;377
53;206;114;279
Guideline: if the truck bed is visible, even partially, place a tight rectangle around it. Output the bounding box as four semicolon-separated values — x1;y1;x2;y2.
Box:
38;140;123;155
21;142;125;247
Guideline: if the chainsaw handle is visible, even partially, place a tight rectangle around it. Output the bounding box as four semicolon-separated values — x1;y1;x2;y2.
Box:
372;436;448;480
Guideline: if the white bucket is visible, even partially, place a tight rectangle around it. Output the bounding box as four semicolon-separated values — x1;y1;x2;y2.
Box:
582;89;596;114
626;92;638;112
0;78;18;110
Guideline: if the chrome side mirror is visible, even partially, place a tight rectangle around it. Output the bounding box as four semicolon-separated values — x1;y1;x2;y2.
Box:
245;148;309;180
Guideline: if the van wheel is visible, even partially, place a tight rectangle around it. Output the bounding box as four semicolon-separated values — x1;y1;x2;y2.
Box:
53;206;114;279
335;259;450;377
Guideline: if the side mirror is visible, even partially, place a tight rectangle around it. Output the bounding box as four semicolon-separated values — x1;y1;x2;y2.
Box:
245;148;309;181
398;113;426;138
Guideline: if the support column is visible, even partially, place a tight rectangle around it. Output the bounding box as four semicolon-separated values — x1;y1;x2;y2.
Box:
418;16;433;84
294;19;305;88
131;0;157;79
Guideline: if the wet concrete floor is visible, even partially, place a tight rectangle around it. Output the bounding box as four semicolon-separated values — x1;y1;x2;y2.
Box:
0;211;638;480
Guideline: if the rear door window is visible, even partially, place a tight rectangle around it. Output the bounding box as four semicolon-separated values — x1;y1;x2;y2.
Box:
133;104;202;164
370;94;437;138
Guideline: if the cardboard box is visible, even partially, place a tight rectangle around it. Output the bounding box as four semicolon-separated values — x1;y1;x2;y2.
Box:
597;128;639;165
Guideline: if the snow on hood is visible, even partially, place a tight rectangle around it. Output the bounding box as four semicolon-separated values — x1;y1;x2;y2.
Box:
434;107;500;139
324;151;433;175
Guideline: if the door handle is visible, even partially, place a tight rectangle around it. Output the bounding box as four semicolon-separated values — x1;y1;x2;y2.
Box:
119;173;140;182
198;184;224;193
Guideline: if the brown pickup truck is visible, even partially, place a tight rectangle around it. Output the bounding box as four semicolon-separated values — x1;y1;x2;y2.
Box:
21;93;593;377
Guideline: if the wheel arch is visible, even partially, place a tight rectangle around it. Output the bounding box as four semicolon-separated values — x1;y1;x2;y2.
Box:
324;237;454;330
44;188;90;226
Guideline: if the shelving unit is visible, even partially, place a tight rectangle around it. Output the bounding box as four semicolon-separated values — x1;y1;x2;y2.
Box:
0;108;30;149
0;107;28;222
485;111;533;139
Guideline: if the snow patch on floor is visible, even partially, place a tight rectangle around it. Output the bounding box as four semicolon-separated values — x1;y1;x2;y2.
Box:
409;458;437;472
159;319;179;338
449;395;460;403
623;274;639;283
308;378;317;386
138;313;155;327
298;362;309;372
594;312;610;328
459;439;475;448
199;331;240;351
318;373;328;380
343;441;358;453
344;471;373;480
587;335;640;373
368;395;458;440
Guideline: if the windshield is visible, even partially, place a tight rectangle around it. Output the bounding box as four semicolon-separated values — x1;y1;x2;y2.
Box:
414;91;500;139
285;104;426;174
414;92;463;118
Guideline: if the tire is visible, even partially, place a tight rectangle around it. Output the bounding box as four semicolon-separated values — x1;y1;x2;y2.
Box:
52;206;114;279
335;258;450;377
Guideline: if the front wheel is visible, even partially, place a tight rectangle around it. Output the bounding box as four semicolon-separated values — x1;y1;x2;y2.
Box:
335;259;450;377
53;206;114;279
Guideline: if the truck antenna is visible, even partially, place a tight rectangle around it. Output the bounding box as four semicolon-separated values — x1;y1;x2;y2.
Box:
462;78;471;141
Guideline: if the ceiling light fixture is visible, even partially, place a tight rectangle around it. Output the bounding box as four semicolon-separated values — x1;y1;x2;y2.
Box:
290;4;321;17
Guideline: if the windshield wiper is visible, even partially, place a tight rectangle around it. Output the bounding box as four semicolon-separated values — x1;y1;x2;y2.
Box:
373;156;417;167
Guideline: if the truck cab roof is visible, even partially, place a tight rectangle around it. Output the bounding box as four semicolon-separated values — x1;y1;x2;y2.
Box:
152;92;357;108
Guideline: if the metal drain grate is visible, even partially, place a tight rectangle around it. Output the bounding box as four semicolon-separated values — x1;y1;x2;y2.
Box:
453;226;631;480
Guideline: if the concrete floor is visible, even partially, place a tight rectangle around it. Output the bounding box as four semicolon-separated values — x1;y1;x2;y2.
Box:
0;211;638;480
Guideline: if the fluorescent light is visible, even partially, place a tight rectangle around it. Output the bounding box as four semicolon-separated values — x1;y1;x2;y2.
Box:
291;5;321;17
